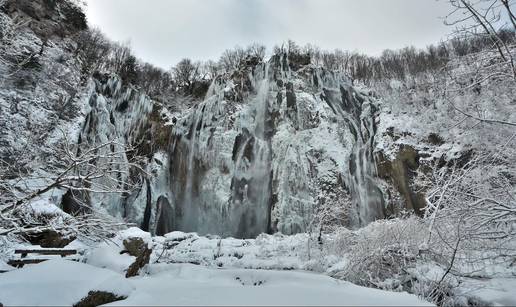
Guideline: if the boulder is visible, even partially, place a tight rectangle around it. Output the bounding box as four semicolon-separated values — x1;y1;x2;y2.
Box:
122;237;145;257
73;291;126;307
25;229;75;248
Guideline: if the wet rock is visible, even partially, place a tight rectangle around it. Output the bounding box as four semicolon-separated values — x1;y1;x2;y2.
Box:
73;291;126;307
122;237;145;257
116;100;129;112
377;145;426;215
155;196;174;236
232;129;253;161
340;85;362;119
140;180;152;232
285;82;298;129
61;190;90;215
125;244;152;278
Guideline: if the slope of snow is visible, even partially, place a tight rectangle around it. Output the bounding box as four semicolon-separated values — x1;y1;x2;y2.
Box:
108;264;432;306
0;259;133;306
0;259;431;306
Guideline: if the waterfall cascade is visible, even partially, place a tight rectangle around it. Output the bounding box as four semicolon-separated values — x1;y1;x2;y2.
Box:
79;55;386;238
346;98;385;226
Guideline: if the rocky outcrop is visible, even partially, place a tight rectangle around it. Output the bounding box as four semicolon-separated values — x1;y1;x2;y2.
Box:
376;145;426;216
160;54;385;236
61;190;90;215
123;237;152;278
2;0;86;39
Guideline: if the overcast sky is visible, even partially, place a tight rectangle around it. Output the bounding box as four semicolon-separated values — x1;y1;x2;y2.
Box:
85;0;453;69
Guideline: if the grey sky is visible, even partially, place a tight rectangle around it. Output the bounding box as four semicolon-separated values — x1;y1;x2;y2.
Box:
85;0;453;69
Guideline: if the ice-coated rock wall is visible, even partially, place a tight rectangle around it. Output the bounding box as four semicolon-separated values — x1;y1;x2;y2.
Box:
79;54;386;238
164;54;385;237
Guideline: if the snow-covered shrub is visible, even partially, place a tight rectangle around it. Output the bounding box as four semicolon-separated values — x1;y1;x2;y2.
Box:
422;152;516;282
325;217;470;305
333;217;427;290
0;197;127;250
373;46;516;298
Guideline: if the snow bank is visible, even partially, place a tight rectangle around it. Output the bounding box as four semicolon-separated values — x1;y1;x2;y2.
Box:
86;243;135;274
106;264;432;306
0;259;430;306
0;259;133;306
118;227;152;243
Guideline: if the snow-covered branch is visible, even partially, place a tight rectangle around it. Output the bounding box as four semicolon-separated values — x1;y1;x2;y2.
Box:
0;135;149;243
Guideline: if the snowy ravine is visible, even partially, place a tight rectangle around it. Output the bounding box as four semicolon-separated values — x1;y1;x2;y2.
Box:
80;54;386;238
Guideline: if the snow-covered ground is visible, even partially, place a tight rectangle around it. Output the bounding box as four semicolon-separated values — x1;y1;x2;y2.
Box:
112;263;432;306
2;226;515;306
0;259;431;306
0;260;132;306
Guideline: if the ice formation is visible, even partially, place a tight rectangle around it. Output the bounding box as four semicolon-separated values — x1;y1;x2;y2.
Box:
80;54;385;237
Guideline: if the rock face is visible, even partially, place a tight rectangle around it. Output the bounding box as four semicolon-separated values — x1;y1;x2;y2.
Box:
0;0;389;238
165;55;385;236
78;54;386;238
377;145;426;216
2;0;87;38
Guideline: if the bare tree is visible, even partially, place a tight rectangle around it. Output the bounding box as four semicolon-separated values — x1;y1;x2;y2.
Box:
0;135;147;242
219;46;246;72
172;58;201;90
501;0;516;30
76;27;111;76
203;60;220;80
421;150;516;268
445;0;516;80
109;40;132;74
246;43;267;60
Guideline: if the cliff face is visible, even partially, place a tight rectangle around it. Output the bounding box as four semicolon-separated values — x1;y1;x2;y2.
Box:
0;0;87;185
1;0;389;238
77;54;386;238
